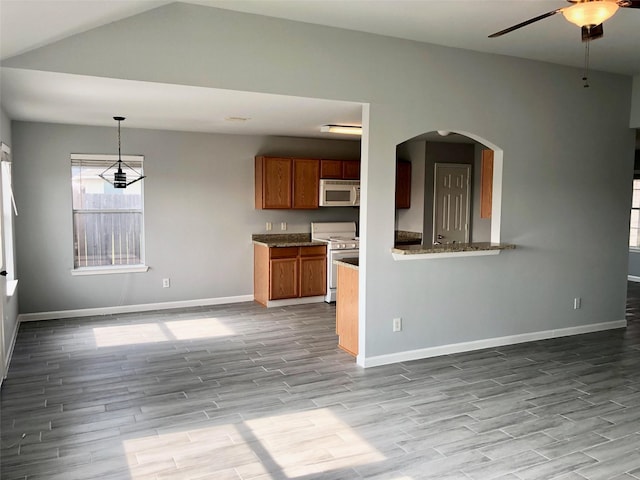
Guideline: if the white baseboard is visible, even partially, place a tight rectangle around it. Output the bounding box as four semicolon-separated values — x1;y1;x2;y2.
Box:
1;319;19;385
359;319;628;368
264;296;326;308
628;275;640;283
17;294;255;322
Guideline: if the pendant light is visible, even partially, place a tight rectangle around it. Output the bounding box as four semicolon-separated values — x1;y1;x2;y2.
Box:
99;116;145;189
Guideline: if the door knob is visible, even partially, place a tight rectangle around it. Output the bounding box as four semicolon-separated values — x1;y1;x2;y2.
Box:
437;235;445;239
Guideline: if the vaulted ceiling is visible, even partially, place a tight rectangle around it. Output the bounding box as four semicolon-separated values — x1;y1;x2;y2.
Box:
1;1;639;138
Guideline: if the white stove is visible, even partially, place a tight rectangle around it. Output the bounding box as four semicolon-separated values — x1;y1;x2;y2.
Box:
326;236;359;249
311;222;359;303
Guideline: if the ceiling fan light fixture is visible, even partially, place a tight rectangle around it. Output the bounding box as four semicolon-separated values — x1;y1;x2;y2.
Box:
320;125;362;136
562;1;619;27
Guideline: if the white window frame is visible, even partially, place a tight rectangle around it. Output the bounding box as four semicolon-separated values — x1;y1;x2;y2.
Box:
1;142;18;296
630;177;640;252
70;154;148;275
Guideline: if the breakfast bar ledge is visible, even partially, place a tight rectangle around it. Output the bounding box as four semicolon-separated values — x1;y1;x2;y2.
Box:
392;242;516;260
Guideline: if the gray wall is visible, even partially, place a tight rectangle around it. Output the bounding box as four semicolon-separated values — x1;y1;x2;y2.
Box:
632;75;640;128
1;107;10;143
12;122;360;314
3;3;637;363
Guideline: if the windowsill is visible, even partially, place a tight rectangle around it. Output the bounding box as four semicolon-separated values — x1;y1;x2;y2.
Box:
392;242;516;260
6;279;18;297
71;265;149;276
630;248;640;253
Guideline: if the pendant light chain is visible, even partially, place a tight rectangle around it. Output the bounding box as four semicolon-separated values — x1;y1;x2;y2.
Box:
582;39;590;88
118;118;122;163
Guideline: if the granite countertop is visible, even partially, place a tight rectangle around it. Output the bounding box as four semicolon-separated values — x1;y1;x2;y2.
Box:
334;257;359;270
395;230;422;245
392;242;516;255
252;233;327;248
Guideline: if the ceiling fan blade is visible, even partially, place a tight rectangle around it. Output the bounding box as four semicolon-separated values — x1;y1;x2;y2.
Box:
582;23;604;41
488;9;563;38
619;0;640;8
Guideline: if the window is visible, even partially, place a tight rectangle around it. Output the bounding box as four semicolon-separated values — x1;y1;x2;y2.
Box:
71;154;146;272
1;142;18;295
630;178;640;249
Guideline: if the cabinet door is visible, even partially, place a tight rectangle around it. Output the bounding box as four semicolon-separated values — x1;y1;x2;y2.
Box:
253;244;270;306
320;159;342;179
299;254;326;297
395;160;411;209
292;158;320;209
256;157;292;209
342;160;361;180
336;265;358;356
270;257;298;299
481;150;494;219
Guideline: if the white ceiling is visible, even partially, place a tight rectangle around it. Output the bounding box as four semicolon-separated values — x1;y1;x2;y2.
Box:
0;68;363;136
1;0;639;138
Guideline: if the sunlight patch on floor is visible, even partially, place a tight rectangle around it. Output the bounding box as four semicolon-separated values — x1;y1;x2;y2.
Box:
93;317;235;347
246;408;386;478
121;408;387;478
122;425;253;478
93;323;166;347
164;318;234;340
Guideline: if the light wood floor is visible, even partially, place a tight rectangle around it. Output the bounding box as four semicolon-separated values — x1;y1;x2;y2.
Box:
2;287;640;479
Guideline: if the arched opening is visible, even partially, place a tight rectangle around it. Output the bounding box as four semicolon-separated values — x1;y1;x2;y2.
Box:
394;130;502;248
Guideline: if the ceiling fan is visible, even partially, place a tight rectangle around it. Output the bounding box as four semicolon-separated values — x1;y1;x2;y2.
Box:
488;0;639;86
489;0;639;42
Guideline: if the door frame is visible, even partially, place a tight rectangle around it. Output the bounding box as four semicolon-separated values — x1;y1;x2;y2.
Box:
432;162;471;244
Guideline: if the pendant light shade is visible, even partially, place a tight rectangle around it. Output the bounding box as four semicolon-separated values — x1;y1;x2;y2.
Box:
562;1;619;27
99;116;145;189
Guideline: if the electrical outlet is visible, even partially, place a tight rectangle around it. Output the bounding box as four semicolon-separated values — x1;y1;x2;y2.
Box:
574;297;581;309
162;278;170;288
281;222;287;231
266;222;272;231
393;317;402;332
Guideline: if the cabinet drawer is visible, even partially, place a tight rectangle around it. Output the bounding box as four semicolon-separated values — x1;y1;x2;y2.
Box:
269;247;299;259
299;245;326;257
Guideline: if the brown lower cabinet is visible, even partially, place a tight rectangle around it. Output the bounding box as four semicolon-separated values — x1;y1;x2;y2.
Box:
254;244;327;306
336;263;358;356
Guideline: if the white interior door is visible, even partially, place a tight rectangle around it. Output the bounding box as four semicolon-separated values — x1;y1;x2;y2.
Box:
433;163;471;244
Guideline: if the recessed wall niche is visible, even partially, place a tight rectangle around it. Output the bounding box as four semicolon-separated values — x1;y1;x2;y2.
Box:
394;131;501;247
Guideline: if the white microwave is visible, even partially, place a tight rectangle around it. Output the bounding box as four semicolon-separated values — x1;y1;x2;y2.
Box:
319;179;360;207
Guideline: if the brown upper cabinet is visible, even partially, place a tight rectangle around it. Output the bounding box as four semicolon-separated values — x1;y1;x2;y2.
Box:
342;160;361;180
292;158;320;209
255;156;292;209
255;156;320;209
320;159;342;179
395;160;412;209
481;150;494;219
320;159;360;180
